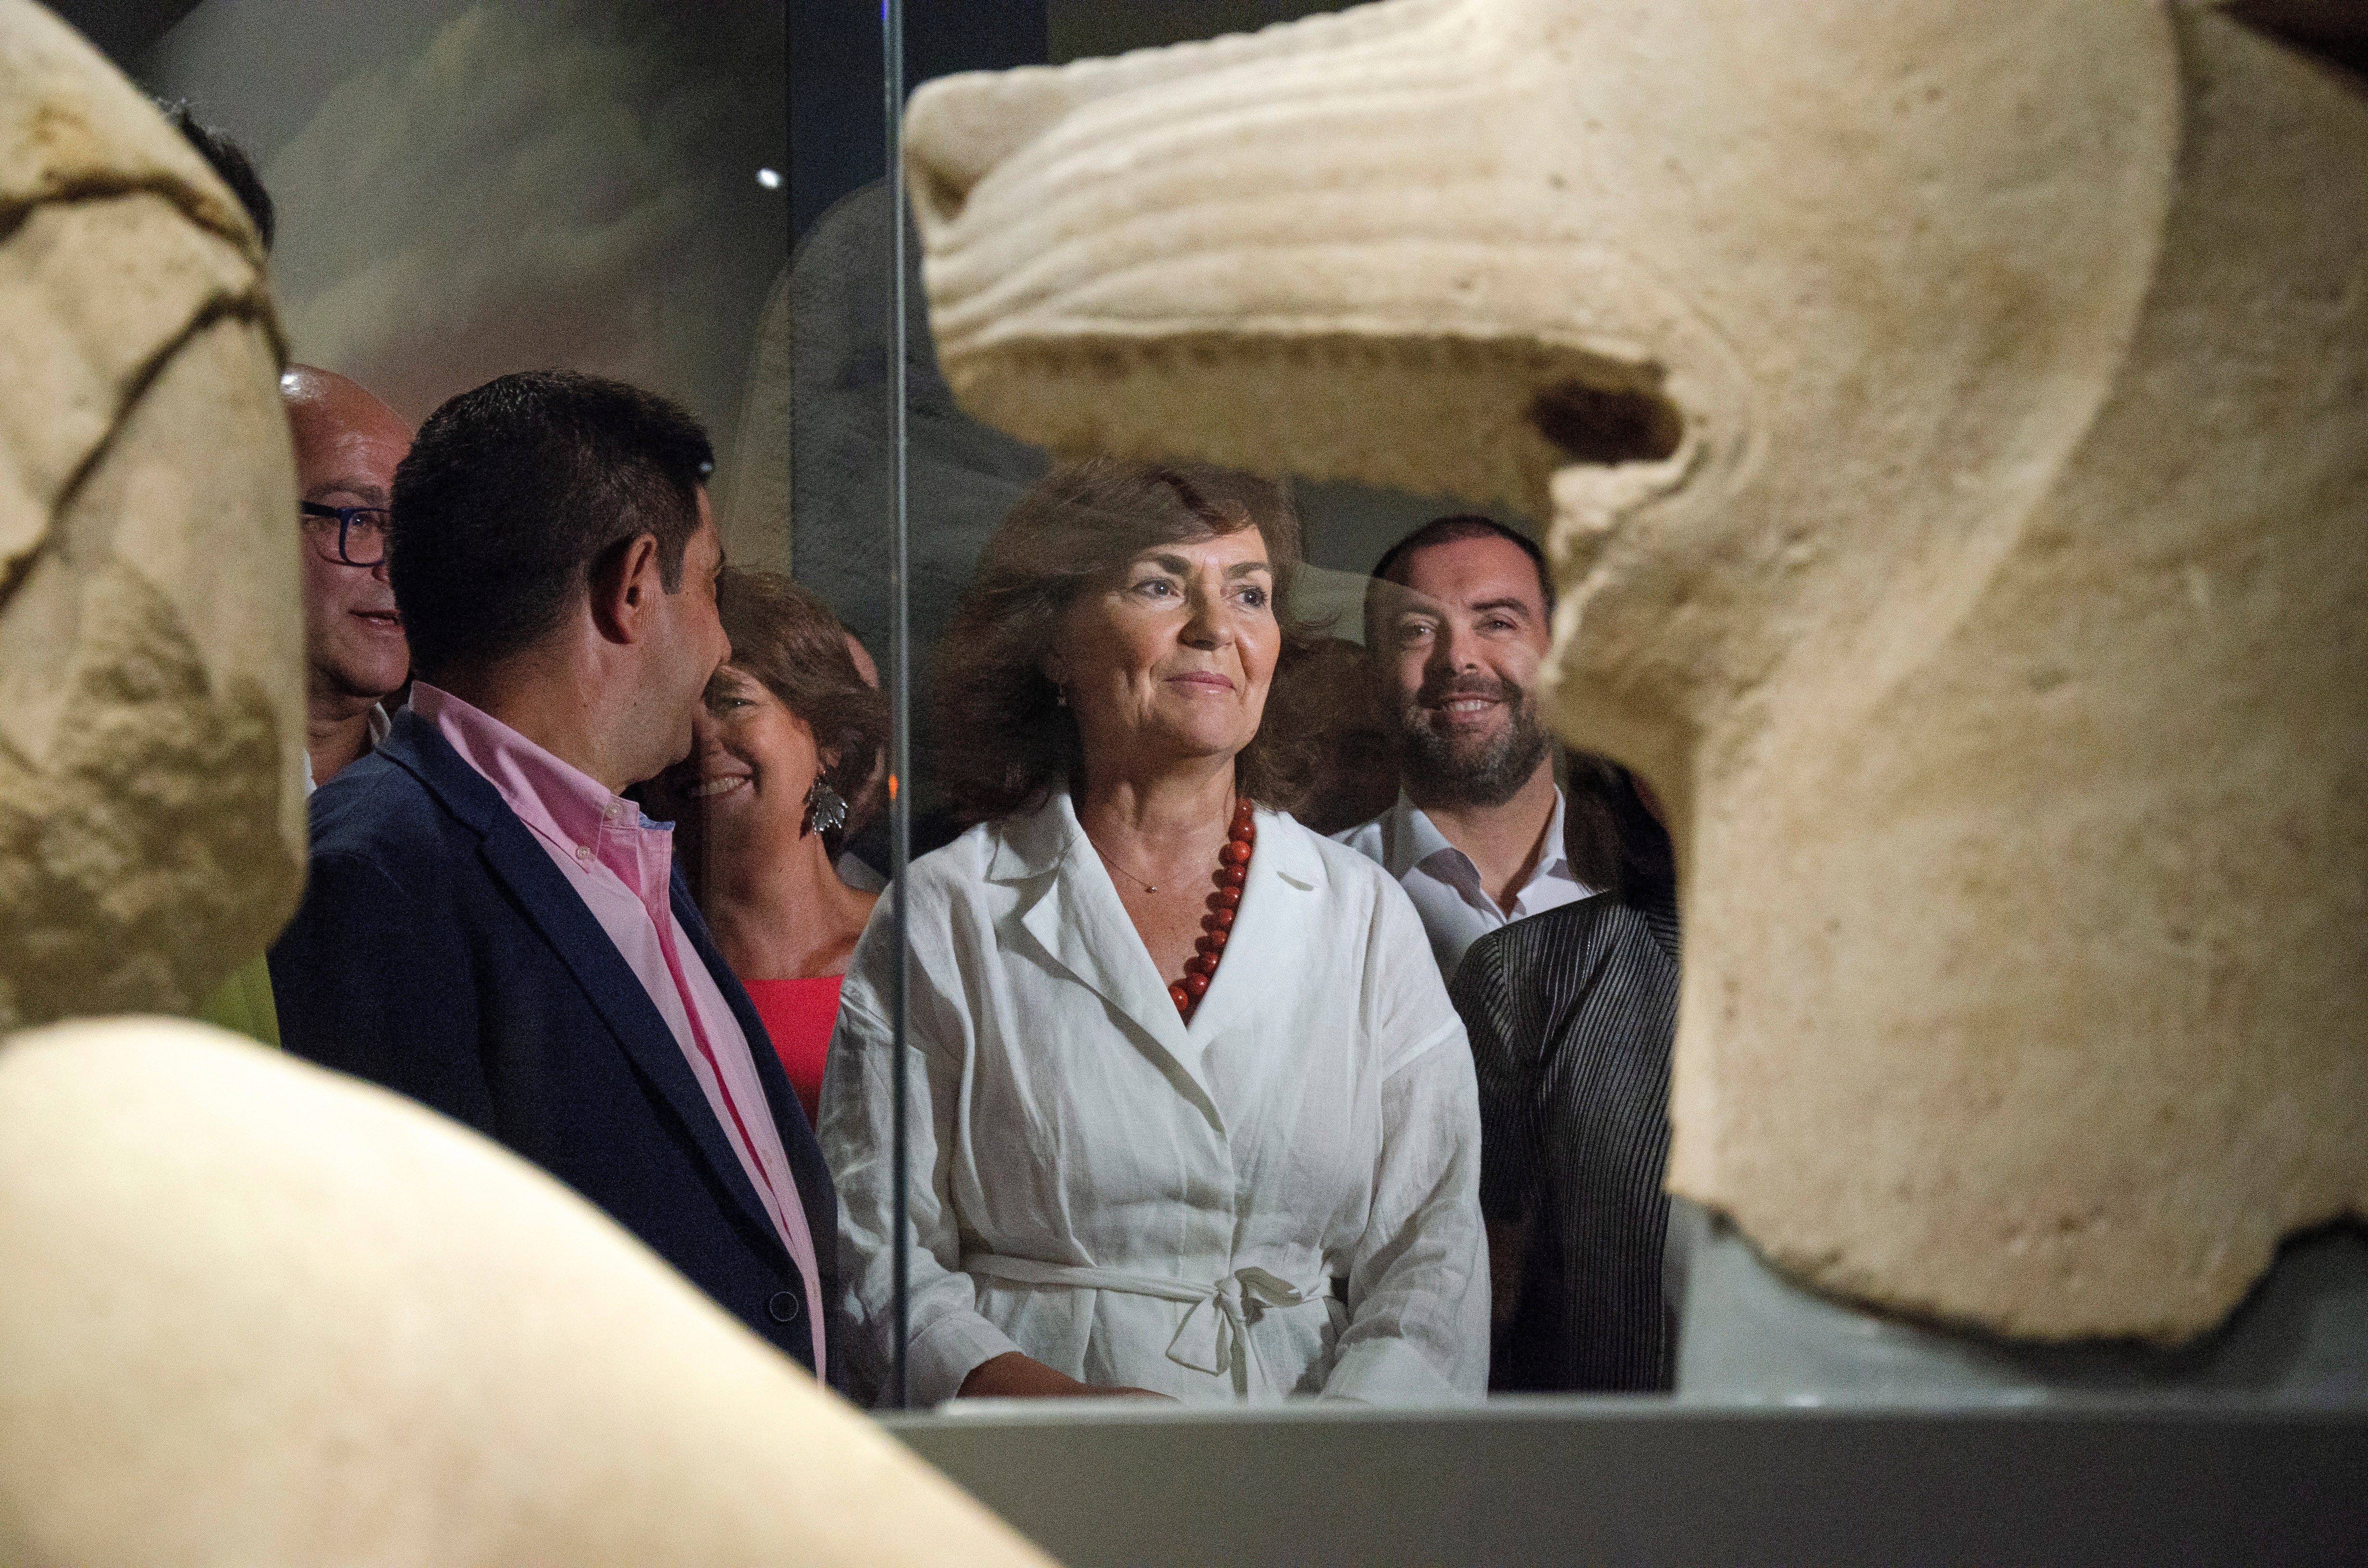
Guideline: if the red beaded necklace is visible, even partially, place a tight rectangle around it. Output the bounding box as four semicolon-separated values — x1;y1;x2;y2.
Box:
1170;797;1256;1020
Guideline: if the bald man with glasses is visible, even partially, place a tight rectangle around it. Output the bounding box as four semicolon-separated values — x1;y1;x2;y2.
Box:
197;368;413;1050
284;365;412;789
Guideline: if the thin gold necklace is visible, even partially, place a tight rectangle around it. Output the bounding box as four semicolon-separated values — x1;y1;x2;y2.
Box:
1088;836;1170;894
1084;810;1226;895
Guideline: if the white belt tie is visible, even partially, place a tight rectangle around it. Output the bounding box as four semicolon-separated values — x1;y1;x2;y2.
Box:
967;1254;1339;1396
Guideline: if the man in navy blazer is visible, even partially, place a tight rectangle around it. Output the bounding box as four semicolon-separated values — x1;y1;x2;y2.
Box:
271;373;842;1384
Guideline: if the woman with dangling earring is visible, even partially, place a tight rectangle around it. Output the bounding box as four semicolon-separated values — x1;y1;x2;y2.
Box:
643;568;887;1127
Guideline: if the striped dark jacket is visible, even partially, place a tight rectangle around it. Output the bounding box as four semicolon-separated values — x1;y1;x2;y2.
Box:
1450;893;1679;1393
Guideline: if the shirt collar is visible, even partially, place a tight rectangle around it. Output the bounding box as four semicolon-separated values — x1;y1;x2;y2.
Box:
411;683;667;891
1389;786;1575;889
1536;786;1573;879
300;700;401;800
1384;792;1457;878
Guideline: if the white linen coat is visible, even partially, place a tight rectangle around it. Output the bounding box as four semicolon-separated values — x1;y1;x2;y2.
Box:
820;790;1489;1407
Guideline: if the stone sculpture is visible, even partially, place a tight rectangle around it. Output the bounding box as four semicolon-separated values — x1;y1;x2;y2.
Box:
716;262;795;575
785;180;1047;673
0;1017;1048;1566
769;178;1504;712
902;0;2368;1347
0;5;1049;1557
0;0;304;1033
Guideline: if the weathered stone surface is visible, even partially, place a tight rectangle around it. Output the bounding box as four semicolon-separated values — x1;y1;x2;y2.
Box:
0;0;302;1030
0;1018;1051;1567
903;0;2368;1342
0;10;1050;1560
716;261;795;575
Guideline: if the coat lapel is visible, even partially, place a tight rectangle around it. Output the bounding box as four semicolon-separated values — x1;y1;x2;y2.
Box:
675;872;839;1269
1182;806;1325;1045
995;792;1224;1131
378;712;788;1261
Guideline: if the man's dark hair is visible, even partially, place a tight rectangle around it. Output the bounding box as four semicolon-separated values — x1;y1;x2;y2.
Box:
155;100;273;251
391;371;715;681
1362;514;1553;642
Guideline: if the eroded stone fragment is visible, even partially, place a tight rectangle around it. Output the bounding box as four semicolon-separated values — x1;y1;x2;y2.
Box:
0;1018;1051;1567
1;9;1053;1558
0;0;303;1030
904;0;2368;1342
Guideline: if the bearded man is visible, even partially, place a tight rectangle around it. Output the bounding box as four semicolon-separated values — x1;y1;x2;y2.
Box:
1342;515;1681;1391
1336;515;1593;980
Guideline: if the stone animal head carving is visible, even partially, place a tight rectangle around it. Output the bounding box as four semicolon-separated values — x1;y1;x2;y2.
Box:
0;0;305;1030
905;0;2368;1342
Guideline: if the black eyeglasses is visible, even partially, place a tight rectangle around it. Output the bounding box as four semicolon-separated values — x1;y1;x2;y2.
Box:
300;501;391;567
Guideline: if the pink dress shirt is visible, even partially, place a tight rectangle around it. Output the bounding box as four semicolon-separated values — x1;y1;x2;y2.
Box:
412;683;826;1370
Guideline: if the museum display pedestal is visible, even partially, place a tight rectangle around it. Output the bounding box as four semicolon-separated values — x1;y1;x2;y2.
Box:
890;1396;2368;1567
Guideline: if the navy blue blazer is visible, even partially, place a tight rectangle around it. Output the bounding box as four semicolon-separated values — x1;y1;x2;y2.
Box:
270;709;843;1384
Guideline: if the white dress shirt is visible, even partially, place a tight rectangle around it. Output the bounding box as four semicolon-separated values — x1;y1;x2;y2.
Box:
1334;789;1594;981
820;789;1489;1408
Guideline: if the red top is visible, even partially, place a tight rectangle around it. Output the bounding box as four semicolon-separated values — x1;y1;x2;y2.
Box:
742;974;845;1128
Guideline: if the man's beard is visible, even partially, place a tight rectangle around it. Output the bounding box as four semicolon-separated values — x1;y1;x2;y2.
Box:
1392;672;1552;809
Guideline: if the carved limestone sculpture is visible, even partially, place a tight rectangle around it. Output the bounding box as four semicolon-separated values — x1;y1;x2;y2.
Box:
0;7;1047;1559
0;0;305;1030
902;0;2368;1344
0;1018;1049;1566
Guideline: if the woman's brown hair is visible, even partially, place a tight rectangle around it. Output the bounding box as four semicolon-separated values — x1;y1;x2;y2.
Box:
715;567;886;831
931;458;1323;826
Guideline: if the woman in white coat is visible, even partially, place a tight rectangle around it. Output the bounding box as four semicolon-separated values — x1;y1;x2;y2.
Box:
821;461;1488;1405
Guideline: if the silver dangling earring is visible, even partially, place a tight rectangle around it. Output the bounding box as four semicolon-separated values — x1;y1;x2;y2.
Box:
803;777;849;836
1054;686;1068;707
